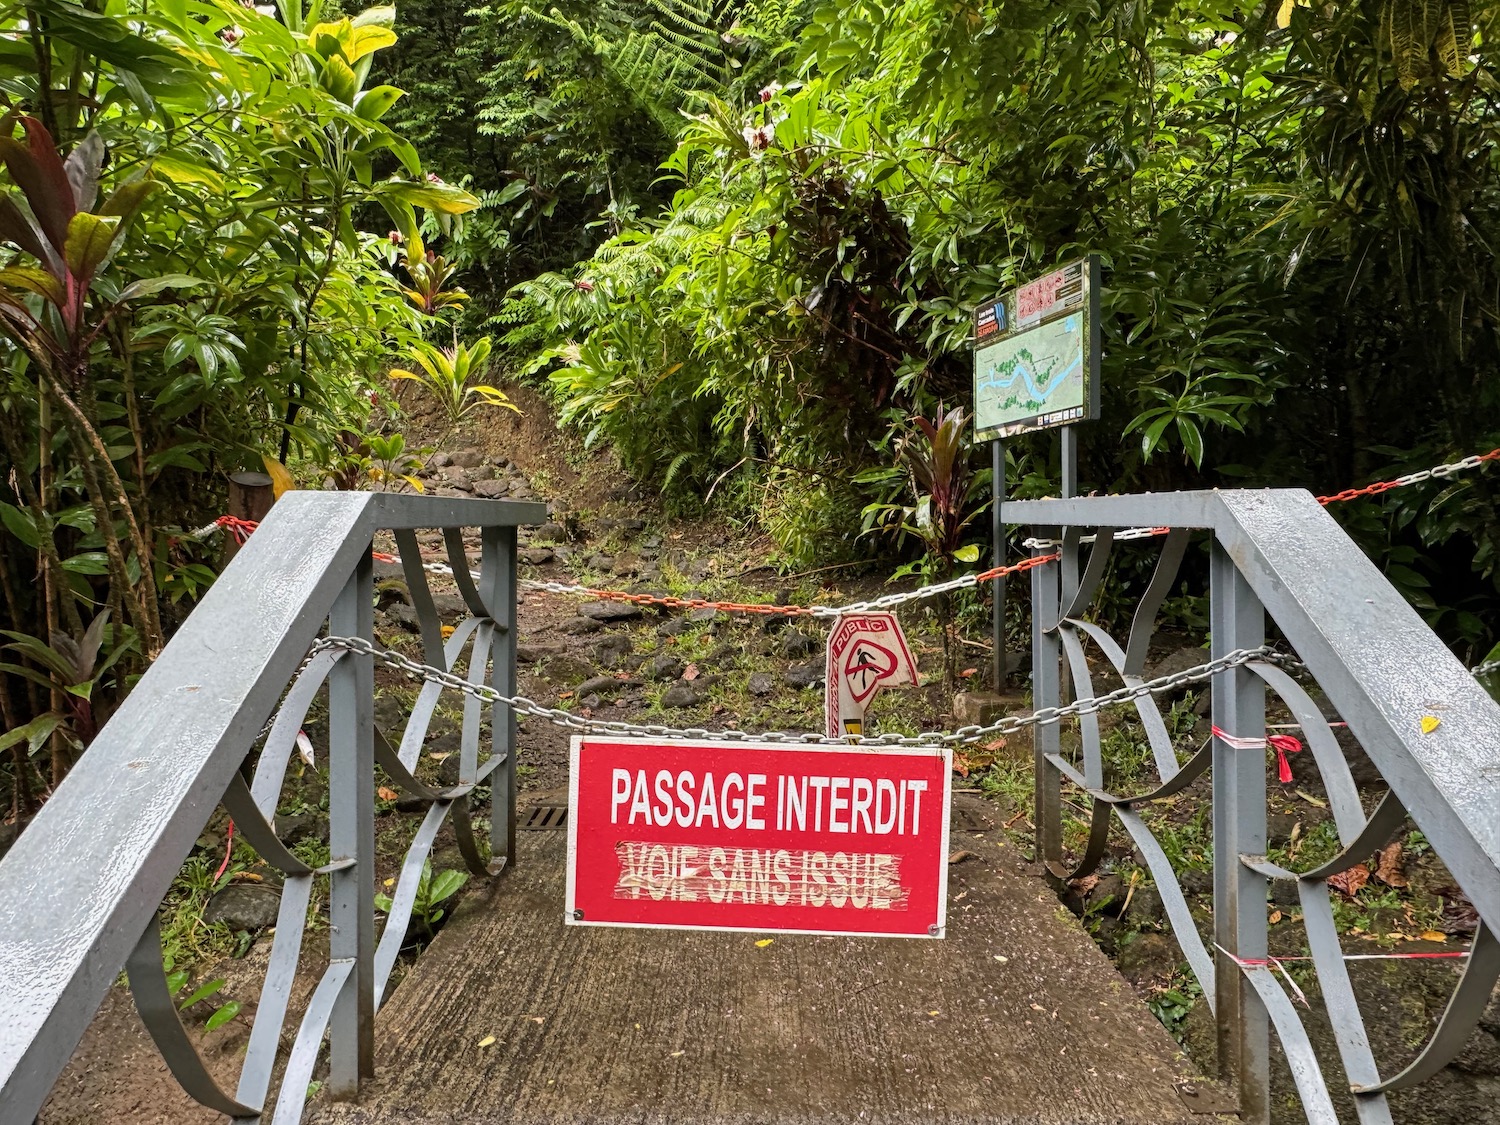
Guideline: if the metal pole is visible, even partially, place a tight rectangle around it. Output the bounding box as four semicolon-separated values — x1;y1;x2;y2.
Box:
1059;426;1079;704
991;438;1005;690
481;524;518;870
1060;425;1078;500
1210;541;1269;1123
327;548;375;1096
1031;540;1062;875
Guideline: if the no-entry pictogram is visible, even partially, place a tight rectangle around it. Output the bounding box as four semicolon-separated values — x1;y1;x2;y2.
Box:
825;612;918;739
565;737;951;938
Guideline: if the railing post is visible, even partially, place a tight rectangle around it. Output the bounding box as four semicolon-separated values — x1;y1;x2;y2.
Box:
1032;542;1063;875
327;548;375;1095
481;524;518;869
1209;540;1269;1123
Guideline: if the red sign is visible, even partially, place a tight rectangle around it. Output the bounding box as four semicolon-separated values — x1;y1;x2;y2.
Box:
825;613;917;739
566;737;951;939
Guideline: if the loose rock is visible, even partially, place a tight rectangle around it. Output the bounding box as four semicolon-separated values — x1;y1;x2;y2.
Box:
541;655;596;684
780;631;819;658
785;662;824;689
580;600;641;622
576;674;639;697
645;654;685;682
747;671;776;696
661;682;700;708
558;616;602;635
204;884;281;931
519;547;555;565
517;643;566;664
473;479;511;499
595;634;634;665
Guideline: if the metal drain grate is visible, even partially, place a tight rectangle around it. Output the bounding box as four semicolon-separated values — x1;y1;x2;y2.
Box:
519;805;569;831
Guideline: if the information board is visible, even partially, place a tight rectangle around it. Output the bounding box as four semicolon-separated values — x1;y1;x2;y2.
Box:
973;256;1100;439
566;737;951;938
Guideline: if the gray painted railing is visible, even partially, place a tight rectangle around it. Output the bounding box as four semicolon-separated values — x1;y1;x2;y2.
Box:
1005;488;1500;1124
0;492;543;1124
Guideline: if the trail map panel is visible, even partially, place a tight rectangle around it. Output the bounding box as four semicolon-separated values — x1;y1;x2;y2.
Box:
566;737;951;938
973;256;1100;439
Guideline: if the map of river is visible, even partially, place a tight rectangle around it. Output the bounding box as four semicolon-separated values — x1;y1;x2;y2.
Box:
974;313;1084;434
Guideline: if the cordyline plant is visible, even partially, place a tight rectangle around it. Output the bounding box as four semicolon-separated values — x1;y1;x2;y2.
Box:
391;337;520;447
862;404;986;687
0;116;187;659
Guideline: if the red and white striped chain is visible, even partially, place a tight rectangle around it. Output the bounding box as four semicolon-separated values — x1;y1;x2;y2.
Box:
1022;447;1500;551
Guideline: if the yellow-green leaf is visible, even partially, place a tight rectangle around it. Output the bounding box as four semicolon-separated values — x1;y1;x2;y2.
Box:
356;85;404;121
0;265;65;305
63;212;122;280
150;153;225;192
261;454;296;499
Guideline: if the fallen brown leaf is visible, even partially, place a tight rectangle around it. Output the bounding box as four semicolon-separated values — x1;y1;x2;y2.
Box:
377;786;399;801
1071;874;1100;895
1328;864;1370;897
948;850;975;865
1374;841;1408;888
683;663;700;681
1420;930;1448;943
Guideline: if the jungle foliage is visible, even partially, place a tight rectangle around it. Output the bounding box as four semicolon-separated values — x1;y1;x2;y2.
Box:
502;0;1500;647
0;0;479;808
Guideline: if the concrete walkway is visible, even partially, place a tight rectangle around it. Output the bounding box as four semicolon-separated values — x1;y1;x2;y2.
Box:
314;796;1204;1124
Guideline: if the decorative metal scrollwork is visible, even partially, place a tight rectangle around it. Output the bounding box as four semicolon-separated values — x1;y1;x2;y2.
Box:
1035;525;1500;1123
128;527;515;1124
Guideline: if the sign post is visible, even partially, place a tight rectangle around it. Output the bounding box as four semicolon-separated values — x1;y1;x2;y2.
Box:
973;255;1100;691
566;737;951;939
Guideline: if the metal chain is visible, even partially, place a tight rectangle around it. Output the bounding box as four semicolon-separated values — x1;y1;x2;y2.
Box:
1474;659;1500;679
421;555;1056;618
1025;448;1500;550
1314;448;1500;504
311;635;1288;746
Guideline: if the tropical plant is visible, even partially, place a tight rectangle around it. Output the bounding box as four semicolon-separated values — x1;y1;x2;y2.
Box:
0;0;479;809
391;337;520;431
376;861;469;936
0;611;134;785
860;406;987;684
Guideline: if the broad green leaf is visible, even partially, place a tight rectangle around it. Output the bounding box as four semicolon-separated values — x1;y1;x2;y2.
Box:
0;713;63;755
178;978;226;1010
204;1001;241;1031
373;180;480;215
0;265;64;306
355;85;403;121
150;153;225;192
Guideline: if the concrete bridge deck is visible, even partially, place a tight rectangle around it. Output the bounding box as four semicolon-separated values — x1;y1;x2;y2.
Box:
312;795;1205;1125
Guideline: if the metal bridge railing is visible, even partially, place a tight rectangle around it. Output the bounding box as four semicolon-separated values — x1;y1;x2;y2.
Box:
1006;488;1500;1125
0;492;544;1125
